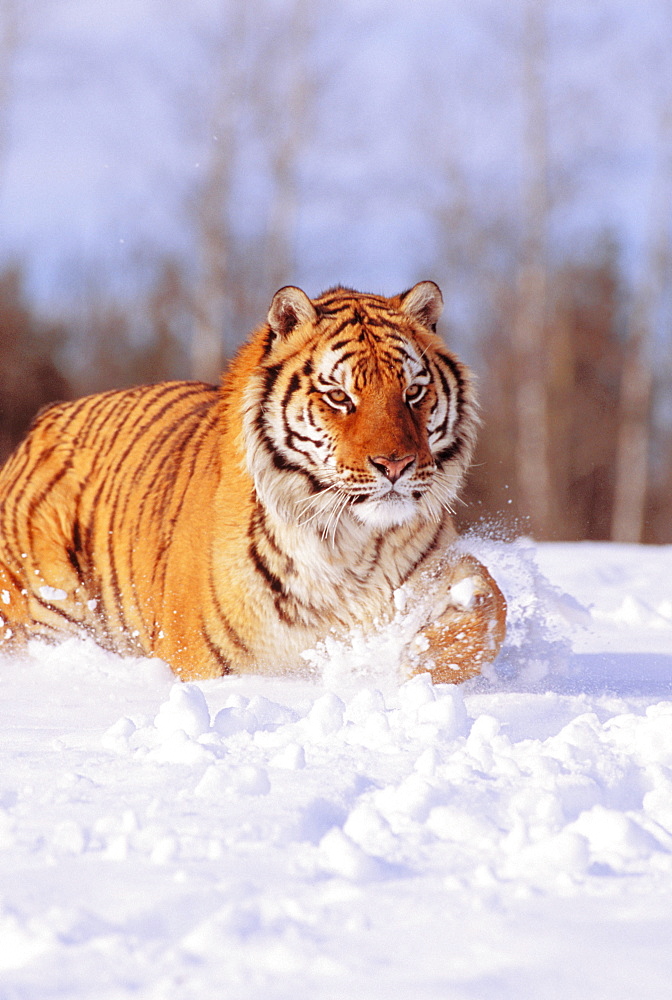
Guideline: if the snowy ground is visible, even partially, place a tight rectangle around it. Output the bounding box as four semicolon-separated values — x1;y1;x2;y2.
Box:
2;539;672;1000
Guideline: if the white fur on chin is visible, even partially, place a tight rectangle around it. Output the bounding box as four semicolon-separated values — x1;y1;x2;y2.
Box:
351;496;418;530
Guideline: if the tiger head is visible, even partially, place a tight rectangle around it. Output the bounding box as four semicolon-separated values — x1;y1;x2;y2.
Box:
242;281;479;535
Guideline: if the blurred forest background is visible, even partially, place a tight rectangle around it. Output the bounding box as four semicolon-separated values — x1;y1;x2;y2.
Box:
0;0;671;542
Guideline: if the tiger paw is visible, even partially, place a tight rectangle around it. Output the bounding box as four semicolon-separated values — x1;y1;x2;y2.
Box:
406;556;506;685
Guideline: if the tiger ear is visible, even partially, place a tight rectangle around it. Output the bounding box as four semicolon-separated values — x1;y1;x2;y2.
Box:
268;286;317;339
400;281;444;330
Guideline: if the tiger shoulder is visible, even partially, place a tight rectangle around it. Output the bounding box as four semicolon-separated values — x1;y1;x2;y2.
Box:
0;281;506;683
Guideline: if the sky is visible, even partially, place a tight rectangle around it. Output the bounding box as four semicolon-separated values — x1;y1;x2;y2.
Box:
0;0;670;356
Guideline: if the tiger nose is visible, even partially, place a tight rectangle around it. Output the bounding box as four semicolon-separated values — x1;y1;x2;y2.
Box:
369;453;416;483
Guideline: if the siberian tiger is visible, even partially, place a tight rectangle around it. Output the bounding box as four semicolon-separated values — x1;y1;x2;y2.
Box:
0;281;506;683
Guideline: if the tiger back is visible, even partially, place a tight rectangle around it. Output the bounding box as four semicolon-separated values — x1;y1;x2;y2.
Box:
0;281;506;682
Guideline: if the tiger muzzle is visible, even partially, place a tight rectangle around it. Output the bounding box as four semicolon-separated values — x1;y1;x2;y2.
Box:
369;454;416;484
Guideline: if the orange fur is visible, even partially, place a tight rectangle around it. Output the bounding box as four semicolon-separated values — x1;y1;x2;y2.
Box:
0;282;505;682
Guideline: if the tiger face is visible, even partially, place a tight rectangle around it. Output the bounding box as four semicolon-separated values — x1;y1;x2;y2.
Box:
244;281;478;535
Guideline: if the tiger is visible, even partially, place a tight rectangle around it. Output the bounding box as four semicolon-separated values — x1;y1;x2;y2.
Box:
0;281;506;684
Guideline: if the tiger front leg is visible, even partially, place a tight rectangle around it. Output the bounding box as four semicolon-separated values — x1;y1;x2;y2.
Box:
404;553;506;685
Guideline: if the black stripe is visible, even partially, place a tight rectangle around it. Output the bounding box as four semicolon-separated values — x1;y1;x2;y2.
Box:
0;563;25;596
402;523;444;580
436;352;465;414
25;456;74;556
436;437;466;466
288;428;323;452
249;500;297;570
282;371;301;410
329;338;355;352
279;371;327;458
254;396;324;493
73;390;137;451
261;328;277;358
268;446;323;491
66;545;83;580
262;363;282;395
132;392;218;534
102;384;215;632
207;563;251;655
247;536;304;626
248;539;286;596
201;624;232;674
328;349;358;369
323;314;361;338
32;596;83;629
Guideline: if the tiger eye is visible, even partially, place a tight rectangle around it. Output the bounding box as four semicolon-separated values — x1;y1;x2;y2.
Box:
405;383;426;403
325;388;350;407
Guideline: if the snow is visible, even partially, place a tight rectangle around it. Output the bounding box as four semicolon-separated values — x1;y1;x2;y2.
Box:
2;539;672;998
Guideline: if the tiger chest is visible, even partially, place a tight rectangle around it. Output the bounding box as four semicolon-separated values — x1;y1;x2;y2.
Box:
242;519;397;633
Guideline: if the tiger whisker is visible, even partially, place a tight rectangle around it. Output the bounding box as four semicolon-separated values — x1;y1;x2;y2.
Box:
294;485;342;525
296;500;335;528
294;481;341;510
295;483;351;531
322;490;351;543
309;486;349;542
426;476;458;518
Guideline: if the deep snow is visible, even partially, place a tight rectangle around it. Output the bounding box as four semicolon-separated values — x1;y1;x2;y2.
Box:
2;538;672;999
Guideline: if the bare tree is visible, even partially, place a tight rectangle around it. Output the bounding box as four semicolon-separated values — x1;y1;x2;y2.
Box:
190;118;234;382
511;0;552;537
188;0;316;382
469;243;625;542
263;0;316;294
611;103;672;542
0;0;21;189
0;267;71;464
188;5;247;382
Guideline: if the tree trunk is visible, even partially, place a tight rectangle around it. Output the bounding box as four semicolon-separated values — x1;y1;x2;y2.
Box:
611;320;653;543
191;158;231;382
611;105;672;543
512;0;552;537
264;0;314;294
0;2;20;190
